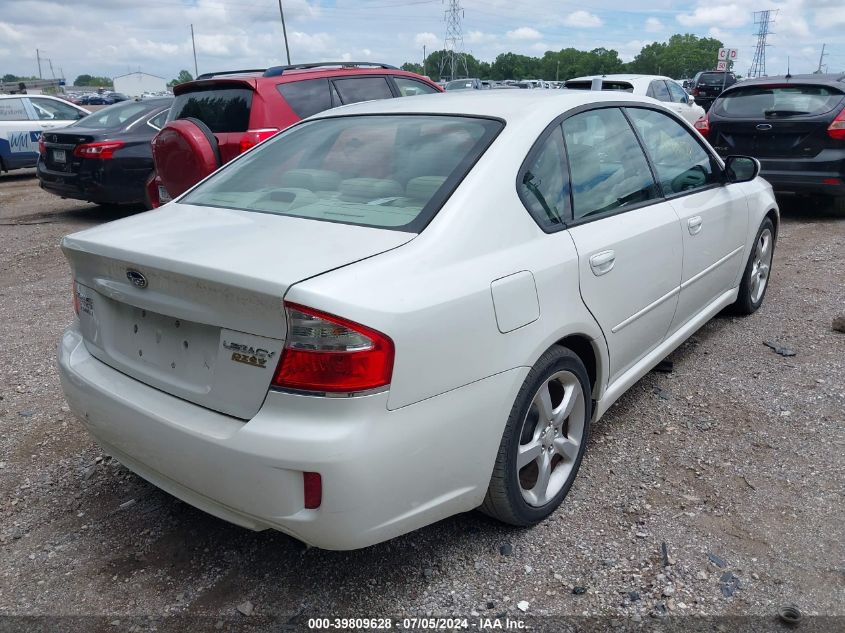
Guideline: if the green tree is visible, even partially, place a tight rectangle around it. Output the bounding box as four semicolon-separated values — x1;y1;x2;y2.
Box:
73;74;113;87
167;69;194;87
400;62;424;75
627;34;723;78
418;50;486;82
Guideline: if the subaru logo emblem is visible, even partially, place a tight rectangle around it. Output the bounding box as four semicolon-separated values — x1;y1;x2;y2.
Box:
126;269;148;289
756;123;773;131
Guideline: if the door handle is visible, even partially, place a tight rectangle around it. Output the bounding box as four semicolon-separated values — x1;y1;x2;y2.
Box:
688;216;703;235
589;250;615;276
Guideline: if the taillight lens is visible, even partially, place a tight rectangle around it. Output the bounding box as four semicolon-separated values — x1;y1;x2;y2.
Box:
239;128;279;154
272;303;394;393
72;280;80;316
692;87;700;97
828;107;845;140
38;134;46;157
73;141;125;159
694;113;710;137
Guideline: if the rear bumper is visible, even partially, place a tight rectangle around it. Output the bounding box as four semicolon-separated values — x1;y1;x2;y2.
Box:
58;325;525;549
759;152;845;196
37;158;149;205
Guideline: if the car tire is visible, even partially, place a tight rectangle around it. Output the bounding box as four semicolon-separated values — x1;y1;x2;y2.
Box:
480;346;592;526
730;216;775;315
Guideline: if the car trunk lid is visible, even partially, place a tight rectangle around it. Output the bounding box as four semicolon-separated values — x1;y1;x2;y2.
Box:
62;203;414;419
41;128;99;173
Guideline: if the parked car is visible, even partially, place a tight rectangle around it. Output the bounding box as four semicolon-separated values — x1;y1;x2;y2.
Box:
565;74;705;125
690;71;738;112
148;62;443;206
445;78;484;90
0;94;88;172
698;73;845;210
37;97;172;207
58;90;778;550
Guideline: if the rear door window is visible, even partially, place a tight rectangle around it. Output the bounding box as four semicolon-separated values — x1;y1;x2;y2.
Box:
169;87;253;132
28;98;83;121
0;98;28;121
277;78;332;118
331;77;394;105
714;84;845;118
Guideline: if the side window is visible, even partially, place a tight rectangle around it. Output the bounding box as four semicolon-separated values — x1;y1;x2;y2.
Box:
28;98;82;120
394;77;439;97
147;110;169;130
277;78;332;119
626;107;719;196
0;98;28;121
666;81;689;104
519;125;570;228
332;77;393;105
648;81;671;102
562;108;660;220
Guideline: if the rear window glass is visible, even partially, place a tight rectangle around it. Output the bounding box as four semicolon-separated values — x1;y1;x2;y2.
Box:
277;78;332;119
697;73;734;86
565;81;634;92
181;115;502;232
169;87;252;132
714;85;845;118
73;101;154;129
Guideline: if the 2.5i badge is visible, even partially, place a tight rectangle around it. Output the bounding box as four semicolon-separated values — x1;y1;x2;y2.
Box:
222;340;276;369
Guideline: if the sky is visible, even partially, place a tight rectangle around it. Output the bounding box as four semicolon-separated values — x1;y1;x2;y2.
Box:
1;0;844;83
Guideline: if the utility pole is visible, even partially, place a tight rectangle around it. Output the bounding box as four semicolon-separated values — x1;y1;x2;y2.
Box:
278;0;291;65
190;24;199;77
816;43;827;74
748;9;777;78
439;0;469;81
556;60;560;82
422;45;426;77
36;48;42;79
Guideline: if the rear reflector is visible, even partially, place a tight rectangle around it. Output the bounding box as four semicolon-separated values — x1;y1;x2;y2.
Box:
828;107;845;140
239;128;279;154
72;280;79;316
303;472;322;509
73;141;125;159
272;303;394;393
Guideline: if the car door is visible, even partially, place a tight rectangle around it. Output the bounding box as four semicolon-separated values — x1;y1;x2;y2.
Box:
562;106;683;382
666;79;705;124
626;107;748;333
0;97;41;169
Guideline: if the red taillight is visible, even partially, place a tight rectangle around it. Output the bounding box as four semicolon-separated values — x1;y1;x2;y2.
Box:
692;87;700;97
694;113;710;137
238;128;279;154
822;177;843;186
272;303;394;393
72;280;80;316
303;472;322;509
38;134;46;157
73;141;125;159
828;107;845;140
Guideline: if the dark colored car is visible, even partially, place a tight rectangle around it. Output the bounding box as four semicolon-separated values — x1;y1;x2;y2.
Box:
699;73;845;210
148;61;442;206
37;97;172;207
691;71;737;111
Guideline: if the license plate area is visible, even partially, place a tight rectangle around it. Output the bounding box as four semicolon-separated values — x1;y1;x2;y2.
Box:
158;185;172;204
52;148;66;163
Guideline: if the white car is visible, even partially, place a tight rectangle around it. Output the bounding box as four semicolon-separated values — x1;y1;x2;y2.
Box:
0;94;88;172
565;74;706;125
58;91;778;549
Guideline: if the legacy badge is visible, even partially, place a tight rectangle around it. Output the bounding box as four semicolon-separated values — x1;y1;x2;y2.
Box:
223;340;276;369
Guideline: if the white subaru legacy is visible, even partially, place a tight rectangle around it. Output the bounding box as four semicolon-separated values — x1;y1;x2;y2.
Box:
58;91;778;549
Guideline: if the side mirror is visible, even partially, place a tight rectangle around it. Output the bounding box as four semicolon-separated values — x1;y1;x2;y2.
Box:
724;155;760;183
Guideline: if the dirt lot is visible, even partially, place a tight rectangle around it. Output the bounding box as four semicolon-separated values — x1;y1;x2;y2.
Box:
0;170;843;629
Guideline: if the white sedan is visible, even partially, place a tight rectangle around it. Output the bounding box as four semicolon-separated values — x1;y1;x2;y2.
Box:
565;74;706;125
58;91;777;549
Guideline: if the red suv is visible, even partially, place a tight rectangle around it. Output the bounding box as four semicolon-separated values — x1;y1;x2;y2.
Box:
148;62;442;207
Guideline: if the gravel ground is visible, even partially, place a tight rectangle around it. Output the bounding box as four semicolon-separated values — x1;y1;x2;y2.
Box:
1;171;843;629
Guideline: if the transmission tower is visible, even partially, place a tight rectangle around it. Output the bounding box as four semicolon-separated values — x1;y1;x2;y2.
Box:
748;9;777;78
439;0;469;81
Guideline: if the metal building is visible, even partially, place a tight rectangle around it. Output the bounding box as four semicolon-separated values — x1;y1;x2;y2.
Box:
112;72;167;97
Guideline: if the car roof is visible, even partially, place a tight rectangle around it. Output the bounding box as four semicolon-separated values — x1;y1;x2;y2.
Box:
310;89;661;124
722;73;845;90
567;74;671;83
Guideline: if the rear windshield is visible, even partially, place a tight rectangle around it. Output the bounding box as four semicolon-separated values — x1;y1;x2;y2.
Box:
698;73;734;86
72;101;154;129
565;81;634;92
714;85;845;118
169;87;253;132
181;114;502;232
